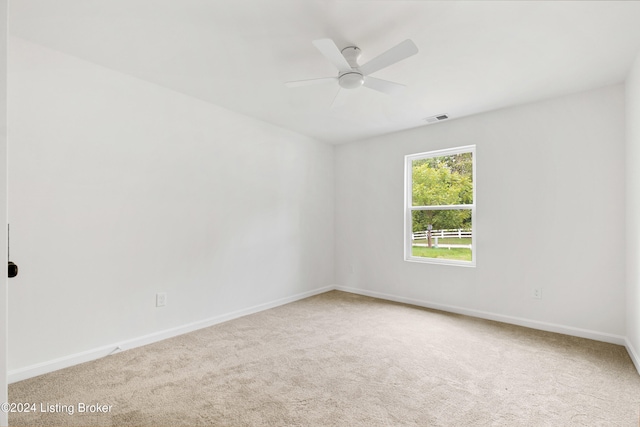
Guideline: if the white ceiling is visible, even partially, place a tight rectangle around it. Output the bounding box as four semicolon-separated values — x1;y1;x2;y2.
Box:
9;1;640;144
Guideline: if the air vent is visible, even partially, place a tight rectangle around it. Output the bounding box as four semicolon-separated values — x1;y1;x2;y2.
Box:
424;114;449;124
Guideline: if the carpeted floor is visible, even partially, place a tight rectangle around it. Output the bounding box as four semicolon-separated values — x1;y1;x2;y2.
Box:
8;291;640;426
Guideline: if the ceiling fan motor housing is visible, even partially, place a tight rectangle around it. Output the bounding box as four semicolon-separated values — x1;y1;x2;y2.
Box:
339;46;363;89
339;72;364;89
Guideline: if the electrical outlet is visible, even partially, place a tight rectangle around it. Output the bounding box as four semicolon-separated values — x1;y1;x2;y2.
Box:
156;292;167;307
532;288;542;299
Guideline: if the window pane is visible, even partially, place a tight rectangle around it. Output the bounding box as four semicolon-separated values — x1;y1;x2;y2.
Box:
412;152;473;206
411;210;472;262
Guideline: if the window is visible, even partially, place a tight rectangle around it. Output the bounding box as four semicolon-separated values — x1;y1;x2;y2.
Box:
404;145;475;266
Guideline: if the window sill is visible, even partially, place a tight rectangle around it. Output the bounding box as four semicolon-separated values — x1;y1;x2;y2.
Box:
405;256;476;268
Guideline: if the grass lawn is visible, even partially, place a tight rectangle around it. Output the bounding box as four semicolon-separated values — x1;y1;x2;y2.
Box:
412;246;472;261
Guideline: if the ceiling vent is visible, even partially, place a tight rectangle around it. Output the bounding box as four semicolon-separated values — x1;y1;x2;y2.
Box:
424;114;449;124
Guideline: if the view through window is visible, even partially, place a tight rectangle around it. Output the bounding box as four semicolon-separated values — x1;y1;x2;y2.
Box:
404;145;475;266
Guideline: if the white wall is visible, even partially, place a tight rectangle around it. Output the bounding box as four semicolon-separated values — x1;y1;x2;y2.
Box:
1;0;8;424
626;51;640;370
7;38;334;372
335;85;626;340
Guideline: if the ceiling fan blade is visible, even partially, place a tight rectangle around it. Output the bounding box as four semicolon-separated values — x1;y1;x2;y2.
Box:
363;76;406;95
359;39;418;76
331;88;350;108
285;77;337;88
312;39;352;73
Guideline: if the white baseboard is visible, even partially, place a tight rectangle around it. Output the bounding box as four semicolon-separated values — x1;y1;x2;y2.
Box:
625;338;640;376
334;286;628;346
8;285;334;384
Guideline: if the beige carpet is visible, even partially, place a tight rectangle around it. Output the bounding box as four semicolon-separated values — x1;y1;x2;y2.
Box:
8;291;640;426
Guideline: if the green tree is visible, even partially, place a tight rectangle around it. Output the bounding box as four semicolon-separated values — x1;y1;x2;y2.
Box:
412;154;472;233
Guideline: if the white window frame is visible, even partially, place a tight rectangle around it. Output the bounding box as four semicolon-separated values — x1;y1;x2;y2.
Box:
404;145;476;267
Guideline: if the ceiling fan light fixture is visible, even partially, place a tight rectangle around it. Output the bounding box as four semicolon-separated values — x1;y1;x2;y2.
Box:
339;72;365;89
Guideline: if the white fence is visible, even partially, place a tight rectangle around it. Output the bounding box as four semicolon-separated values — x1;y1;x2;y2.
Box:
412;228;472;249
412;228;471;241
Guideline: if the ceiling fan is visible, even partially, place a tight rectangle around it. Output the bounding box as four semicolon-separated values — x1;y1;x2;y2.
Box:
285;38;419;106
